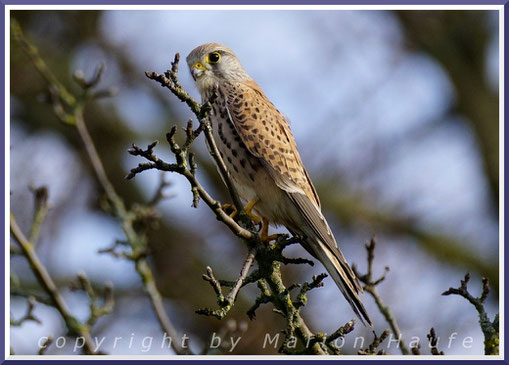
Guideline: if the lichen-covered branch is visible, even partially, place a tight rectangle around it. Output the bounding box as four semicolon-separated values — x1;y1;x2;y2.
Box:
442;273;499;355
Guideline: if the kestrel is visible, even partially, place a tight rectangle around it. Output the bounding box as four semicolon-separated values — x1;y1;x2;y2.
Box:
187;43;372;326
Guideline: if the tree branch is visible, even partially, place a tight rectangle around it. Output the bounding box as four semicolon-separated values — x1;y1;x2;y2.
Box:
442;273;499;355
10;296;41;327
12;22;188;355
352;237;409;355
10;214;97;354
145;54;244;213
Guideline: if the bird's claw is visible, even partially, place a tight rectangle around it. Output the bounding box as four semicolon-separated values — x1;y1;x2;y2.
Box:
259;217;277;244
221;201;261;225
221;203;237;218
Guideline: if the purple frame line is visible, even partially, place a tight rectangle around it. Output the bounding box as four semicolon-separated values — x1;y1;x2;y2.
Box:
1;1;507;364
1;1;5;365
0;0;508;5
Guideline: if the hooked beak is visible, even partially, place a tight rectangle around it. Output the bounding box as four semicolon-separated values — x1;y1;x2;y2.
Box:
191;68;202;81
191;62;205;81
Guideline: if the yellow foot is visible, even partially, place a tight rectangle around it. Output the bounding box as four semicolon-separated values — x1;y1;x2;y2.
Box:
243;198;261;224
222;199;261;224
260;218;278;243
221;203;237;218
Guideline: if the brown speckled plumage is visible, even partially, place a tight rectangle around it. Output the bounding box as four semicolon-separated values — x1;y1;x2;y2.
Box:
187;43;372;326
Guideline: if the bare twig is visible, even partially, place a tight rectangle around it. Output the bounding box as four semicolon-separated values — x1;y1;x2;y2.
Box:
196;250;256;319
227;250;256;304
148;172;174;206
11;19;75;107
13;23;188;356
28;186;49;247
10;296;41;326
442;274;499;355
10;215;97;354
410;342;421;355
409;327;444;355
11;286;53;307
38;337;53;355
326;319;355;345
145;56;244;213
74;108;124;214
353;237;409;355
136;256;190;354
357;329;390;355
427;328;444;355
127;140;253;241
71;273;114;328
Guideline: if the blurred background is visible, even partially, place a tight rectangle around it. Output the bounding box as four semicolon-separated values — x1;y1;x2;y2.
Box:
10;9;500;355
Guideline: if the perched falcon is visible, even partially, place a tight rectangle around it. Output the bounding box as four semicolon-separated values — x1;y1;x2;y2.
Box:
186;43;372;327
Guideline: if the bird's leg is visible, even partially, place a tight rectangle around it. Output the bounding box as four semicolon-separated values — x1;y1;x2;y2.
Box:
242;198;261;224
260;217;278;243
222;198;261;224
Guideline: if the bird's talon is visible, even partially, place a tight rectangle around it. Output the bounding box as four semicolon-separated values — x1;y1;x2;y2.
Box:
259;218;277;244
256;220;263;233
222;203;237;218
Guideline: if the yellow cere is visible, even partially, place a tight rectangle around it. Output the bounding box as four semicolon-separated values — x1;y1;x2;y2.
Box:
192;62;206;70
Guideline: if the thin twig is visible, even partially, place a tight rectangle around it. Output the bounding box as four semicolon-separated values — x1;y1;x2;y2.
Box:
10;215;97;354
38;337;53;355
71;273;114;328
28;186;49;247
227;250;256;304
10;296;41;326
196;250;256;319
148;172;174;206
74;108;125;215
326;319;355;345
127;141;253;241
145;60;244;212
11;19;76;107
427;328;444;355
357;329;390;355
136;257;190;354
353;237;409;355
442;274;499;355
13;24;188;356
409;327;445;355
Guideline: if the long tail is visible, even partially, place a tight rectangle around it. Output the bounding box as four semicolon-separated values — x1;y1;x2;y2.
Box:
311;239;373;327
288;193;373;327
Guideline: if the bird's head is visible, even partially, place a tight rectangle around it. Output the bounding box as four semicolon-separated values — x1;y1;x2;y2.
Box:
186;43;250;96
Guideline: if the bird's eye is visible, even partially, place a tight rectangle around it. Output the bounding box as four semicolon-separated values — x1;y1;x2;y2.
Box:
207;52;221;64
